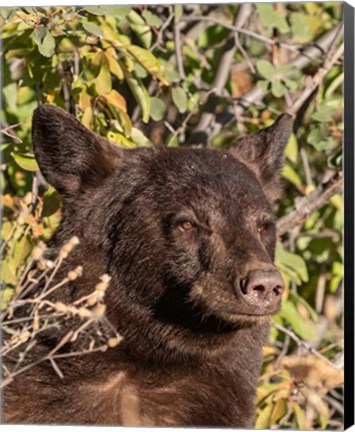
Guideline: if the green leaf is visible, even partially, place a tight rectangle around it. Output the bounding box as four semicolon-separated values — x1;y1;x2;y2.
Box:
150;97;167;121
276;242;308;283
117;109;132;137
1;8;13;20
82;21;103;38
134;62;148;78
84;6;131;17
311;105;336;123
308;129;335;151
127;45;168;84
283;78;298;92
285;133;298;164
11;153;39;172
172;87;188;113
13;234;33;270
282;164;302;188
271;80;285;98
3;83;17;111
126;75;150;123
1;259;17;285
325;72;344;98
278;300;317;340
256;4;289;33
142;10;162;27
131;127;152;147
38;30;55;58
42;187;61;218
33;27;47;45
127;10;152;49
257;80;270;92
256;60;275;80
1;286;14;310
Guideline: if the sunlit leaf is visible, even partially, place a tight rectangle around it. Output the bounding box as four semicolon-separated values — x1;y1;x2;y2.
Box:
125;74;150;123
150;97;167;121
142;10;162;27
85;6;131;17
102;89;127;112
82;21;103;37
11;153;39;172
256;60;275;80
93;64;112;95
256;403;273;429
172;87;188;113
285;133;298;164
38;30;55;58
127;10;152;48
271;80;285;98
127;45;168;84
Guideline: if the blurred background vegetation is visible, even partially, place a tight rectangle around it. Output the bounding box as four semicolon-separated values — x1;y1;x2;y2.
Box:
1;3;344;429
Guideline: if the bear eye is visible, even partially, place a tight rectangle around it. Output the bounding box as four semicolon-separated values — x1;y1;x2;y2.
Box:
177;220;195;233
257;218;274;236
258;224;268;235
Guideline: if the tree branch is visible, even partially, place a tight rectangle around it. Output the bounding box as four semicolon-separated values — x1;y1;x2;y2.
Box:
188;4;252;145
202;22;343;145
272;322;342;369
276;171;343;236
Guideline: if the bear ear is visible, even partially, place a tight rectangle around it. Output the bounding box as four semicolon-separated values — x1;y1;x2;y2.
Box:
226;114;293;200
32;105;124;197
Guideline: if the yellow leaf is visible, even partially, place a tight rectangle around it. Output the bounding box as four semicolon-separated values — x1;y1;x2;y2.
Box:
270;399;287;425
94;63;112;95
293;403;306;429
82;107;93;129
106;53;124;80
79;88;92;112
127;45;169;85
102;89;127;112
255;403;273;429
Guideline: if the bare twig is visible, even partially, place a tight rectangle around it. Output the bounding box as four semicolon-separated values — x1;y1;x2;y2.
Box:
150;7;174;51
190;4;252;144
272;322;340;369
288;42;344;116
174;20;186;81
181;15;305;57
277;171;343;235
167;87;217;146
195;22;343;145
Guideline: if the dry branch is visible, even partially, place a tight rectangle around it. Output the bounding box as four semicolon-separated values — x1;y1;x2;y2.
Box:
203;22;344;144
276;171;343;236
189;4;252;145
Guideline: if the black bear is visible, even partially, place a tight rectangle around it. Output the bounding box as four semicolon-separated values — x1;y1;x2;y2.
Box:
2;105;292;427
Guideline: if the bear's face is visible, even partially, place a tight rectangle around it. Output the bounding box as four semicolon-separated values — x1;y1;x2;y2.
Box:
32;106;292;333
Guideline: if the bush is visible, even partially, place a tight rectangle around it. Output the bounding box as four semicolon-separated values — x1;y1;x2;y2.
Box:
1;4;344;429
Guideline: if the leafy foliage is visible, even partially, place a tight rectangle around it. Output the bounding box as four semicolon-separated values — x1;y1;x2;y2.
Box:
1;3;343;429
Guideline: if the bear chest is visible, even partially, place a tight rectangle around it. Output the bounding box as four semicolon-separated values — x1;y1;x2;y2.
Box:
88;369;254;427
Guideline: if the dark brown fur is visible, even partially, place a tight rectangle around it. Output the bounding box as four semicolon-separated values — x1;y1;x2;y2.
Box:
2;105;293;426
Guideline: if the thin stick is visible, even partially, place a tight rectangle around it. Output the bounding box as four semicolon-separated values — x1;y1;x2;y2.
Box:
277;172;343;235
272;322;340;368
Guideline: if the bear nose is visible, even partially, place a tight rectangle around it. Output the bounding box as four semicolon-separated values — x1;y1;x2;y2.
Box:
240;269;285;308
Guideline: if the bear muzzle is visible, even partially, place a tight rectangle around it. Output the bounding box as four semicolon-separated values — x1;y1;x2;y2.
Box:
238;269;285;315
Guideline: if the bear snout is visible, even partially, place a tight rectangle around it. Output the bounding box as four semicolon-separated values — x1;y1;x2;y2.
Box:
239;269;285;313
